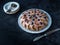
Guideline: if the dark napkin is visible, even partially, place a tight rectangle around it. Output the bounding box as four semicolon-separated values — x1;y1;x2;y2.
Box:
0;0;60;45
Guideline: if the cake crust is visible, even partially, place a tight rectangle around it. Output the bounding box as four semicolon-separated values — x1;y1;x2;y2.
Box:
20;9;48;31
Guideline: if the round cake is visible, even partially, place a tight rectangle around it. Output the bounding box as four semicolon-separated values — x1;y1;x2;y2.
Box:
20;9;48;31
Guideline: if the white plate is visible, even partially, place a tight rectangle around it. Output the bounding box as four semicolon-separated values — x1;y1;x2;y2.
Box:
18;9;52;34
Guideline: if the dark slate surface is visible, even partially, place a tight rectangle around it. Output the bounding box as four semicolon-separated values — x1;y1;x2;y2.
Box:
0;0;60;45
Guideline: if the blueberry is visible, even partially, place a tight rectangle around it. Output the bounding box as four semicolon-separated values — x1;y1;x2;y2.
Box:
25;24;26;27
31;22;34;25
29;16;32;19
28;15;30;16
37;14;39;15
33;19;35;21
44;17;46;19
41;12;43;14
39;16;42;17
28;12;30;14
35;17;37;19
33;15;35;17
24;15;26;16
25;19;27;22
38;19;40;21
40;22;43;25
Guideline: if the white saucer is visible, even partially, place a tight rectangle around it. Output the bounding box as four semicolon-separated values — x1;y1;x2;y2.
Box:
18;9;52;34
3;2;20;14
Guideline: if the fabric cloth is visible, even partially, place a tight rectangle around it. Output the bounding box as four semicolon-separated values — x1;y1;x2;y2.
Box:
0;0;60;45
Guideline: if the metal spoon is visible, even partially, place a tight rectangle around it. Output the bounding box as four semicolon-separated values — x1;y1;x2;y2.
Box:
33;28;60;42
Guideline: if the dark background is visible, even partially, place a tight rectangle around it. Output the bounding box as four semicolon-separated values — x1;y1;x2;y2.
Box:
0;0;60;45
